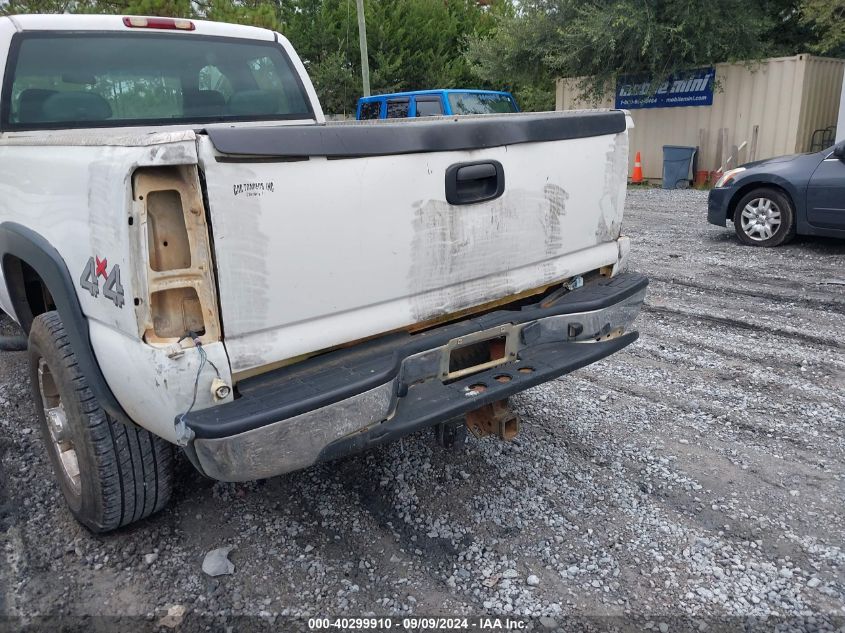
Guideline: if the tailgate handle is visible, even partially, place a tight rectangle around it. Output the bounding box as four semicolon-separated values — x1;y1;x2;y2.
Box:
445;160;505;205
457;163;496;181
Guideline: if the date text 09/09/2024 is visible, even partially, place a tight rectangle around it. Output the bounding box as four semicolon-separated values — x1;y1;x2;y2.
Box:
307;617;528;631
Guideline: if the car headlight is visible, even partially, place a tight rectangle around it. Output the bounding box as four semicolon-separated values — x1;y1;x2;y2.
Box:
714;167;745;188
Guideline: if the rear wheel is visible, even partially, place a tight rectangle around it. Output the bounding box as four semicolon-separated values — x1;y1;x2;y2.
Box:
28;312;173;532
733;187;796;247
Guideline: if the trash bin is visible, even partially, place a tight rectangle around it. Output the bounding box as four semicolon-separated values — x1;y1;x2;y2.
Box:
662;145;697;190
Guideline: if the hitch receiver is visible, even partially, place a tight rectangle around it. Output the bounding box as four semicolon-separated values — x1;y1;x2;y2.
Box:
465;398;520;441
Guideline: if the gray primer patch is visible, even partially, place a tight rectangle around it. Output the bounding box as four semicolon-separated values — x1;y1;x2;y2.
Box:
209;167;271;336
156;144;193;165
595;134;628;242
408;185;569;322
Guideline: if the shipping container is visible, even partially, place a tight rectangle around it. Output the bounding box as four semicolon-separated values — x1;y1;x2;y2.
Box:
556;55;845;181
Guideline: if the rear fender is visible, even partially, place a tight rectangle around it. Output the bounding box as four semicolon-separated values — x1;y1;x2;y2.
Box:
0;222;132;426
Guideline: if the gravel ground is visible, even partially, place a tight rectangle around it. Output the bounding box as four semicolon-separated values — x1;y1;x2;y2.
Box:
1;189;844;631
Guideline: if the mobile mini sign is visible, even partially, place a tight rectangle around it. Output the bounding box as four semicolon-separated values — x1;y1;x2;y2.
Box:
615;68;715;109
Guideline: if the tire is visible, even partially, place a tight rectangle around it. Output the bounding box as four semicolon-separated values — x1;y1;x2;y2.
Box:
28;312;173;532
733;187;796;247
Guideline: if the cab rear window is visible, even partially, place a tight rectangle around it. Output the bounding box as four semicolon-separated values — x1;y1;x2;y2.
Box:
1;32;313;130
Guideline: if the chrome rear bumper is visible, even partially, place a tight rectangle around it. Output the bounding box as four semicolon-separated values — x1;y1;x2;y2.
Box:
189;274;647;482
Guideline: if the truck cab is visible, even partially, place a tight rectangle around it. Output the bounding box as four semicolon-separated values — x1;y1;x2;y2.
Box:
356;89;519;120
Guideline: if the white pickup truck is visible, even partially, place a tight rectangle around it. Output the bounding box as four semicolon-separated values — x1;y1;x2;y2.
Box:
0;14;646;531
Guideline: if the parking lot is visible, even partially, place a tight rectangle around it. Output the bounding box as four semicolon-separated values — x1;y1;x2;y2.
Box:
1;189;843;629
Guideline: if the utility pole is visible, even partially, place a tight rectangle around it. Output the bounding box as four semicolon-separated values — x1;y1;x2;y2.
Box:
356;0;371;97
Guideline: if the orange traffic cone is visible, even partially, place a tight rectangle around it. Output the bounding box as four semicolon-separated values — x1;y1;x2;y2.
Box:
631;151;644;184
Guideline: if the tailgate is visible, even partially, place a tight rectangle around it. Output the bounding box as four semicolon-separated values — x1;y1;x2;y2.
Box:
197;111;629;376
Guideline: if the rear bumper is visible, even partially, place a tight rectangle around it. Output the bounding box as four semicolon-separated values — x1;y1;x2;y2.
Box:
187;272;648;481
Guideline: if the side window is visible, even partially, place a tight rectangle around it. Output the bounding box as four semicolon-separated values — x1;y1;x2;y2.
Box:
359;101;381;120
386;98;409;119
415;97;443;117
448;92;518;115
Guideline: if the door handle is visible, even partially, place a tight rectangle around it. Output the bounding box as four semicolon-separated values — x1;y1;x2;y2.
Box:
445;160;505;205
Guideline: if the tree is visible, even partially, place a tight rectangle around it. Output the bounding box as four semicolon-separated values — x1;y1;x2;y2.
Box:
280;0;511;114
308;50;360;116
13;0;837;115
463;0;560;110
800;0;845;57
0;0;512;115
465;0;843;110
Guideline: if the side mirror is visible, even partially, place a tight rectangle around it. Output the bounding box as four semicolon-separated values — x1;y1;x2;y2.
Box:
834;141;845;160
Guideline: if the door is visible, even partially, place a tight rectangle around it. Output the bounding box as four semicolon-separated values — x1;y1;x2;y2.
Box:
807;152;845;230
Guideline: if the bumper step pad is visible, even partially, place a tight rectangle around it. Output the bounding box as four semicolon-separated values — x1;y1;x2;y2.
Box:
317;332;637;462
184;272;647;440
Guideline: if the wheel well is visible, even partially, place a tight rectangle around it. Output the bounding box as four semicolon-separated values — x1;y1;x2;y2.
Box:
727;182;792;221
2;255;55;333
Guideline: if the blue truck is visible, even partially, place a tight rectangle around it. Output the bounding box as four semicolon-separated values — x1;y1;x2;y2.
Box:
356;89;519;120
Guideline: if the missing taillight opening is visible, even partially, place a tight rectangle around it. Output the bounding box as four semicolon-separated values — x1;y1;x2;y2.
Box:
133;166;220;346
146;190;191;271
149;287;204;340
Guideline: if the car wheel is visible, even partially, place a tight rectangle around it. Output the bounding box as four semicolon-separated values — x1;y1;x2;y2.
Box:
28;311;173;532
733;187;796;247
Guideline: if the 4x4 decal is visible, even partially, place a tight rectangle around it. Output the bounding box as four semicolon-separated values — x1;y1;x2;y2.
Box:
79;256;125;308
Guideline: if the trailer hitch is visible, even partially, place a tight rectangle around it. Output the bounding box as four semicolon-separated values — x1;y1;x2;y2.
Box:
465;398;520;441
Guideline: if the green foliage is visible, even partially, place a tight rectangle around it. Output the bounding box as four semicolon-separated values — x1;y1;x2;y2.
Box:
307;49;359;116
0;0;511;115
468;0;780;105
800;0;845;56
279;0;511;114
467;0;845;108
2;0;841;114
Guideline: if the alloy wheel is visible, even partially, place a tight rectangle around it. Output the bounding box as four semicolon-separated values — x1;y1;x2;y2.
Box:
37;358;81;495
740;197;781;242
